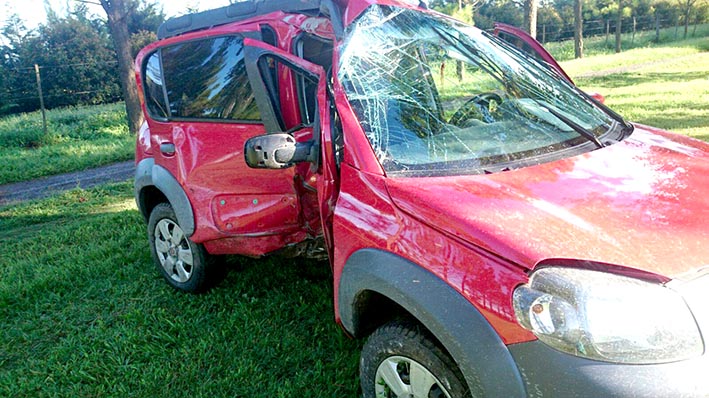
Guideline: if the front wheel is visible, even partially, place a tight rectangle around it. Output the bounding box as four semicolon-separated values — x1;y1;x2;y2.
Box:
147;203;218;293
360;319;471;398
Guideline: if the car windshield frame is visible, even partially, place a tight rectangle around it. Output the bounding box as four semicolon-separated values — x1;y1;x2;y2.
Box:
337;5;623;177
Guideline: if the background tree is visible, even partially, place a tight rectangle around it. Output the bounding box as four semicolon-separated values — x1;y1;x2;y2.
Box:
0;15;29;114
97;0;143;135
1;8;120;114
575;0;584;57
126;0;164;57
524;0;539;37
677;0;700;37
616;0;624;51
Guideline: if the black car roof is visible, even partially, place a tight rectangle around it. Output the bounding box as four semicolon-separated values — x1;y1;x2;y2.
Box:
157;0;324;39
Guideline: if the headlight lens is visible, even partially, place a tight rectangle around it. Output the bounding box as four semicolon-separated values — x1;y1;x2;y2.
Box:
513;267;703;364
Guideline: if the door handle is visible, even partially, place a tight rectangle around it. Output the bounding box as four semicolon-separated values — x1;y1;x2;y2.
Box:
160;143;176;156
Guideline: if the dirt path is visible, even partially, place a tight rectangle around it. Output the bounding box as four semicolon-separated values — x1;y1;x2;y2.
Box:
0;161;135;206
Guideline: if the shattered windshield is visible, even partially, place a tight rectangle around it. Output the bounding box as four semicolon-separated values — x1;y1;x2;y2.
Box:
338;6;617;175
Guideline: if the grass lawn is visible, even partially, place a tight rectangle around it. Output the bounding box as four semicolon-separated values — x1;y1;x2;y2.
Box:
0;103;134;185
555;33;709;141
0;182;360;397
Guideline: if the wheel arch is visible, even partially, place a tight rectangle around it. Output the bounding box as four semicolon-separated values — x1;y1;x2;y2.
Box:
134;158;196;237
338;248;527;397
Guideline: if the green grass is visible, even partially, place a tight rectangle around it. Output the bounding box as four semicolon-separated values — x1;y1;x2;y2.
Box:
559;39;709;139
0;182;361;397
0;103;134;185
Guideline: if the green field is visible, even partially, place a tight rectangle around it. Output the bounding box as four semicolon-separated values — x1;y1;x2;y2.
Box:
1;31;708;397
558;36;709;140
0;103;133;185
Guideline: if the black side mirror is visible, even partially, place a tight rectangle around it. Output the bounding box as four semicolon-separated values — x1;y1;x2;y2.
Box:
244;133;315;169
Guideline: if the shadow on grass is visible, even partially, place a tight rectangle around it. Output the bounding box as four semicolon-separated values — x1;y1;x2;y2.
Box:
0;200;361;397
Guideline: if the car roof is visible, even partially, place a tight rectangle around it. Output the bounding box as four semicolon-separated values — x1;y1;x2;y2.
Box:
157;0;323;39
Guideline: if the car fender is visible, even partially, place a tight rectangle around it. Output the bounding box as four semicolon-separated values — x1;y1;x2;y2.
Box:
134;158;196;237
338;248;526;397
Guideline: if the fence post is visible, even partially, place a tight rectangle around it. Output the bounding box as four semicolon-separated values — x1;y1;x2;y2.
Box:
605;20;610;45
34;64;47;137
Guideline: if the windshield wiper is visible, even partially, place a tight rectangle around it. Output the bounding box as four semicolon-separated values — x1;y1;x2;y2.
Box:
536;102;605;148
581;92;634;137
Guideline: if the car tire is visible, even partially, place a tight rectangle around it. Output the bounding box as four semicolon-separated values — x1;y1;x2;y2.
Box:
360;318;472;398
147;202;218;293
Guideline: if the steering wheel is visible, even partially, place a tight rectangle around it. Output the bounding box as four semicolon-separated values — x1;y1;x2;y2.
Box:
449;92;503;126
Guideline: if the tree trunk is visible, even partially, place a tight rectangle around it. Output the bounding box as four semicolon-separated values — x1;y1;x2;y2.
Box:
615;0;622;53
655;12;660;42
574;0;584;58
101;0;143;135
524;0;538;38
684;6;690;38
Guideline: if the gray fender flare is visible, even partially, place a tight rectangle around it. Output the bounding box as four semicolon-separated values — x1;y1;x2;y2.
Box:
338;249;526;397
134;158;195;237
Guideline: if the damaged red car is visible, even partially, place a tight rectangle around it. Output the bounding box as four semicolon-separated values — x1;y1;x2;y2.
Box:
133;0;709;396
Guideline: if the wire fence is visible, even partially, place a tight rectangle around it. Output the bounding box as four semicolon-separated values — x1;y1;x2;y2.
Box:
0;59;122;120
536;15;706;44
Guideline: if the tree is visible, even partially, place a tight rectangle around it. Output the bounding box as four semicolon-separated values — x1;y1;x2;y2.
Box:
574;0;584;57
21;9;121;109
616;0;623;52
0;8;121;114
524;0;539;37
75;0;144;135
126;0;165;57
475;0;524;30
0;15;29;114
676;0;700;37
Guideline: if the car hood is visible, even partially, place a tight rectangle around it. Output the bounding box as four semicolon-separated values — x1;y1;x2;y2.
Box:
385;126;709;279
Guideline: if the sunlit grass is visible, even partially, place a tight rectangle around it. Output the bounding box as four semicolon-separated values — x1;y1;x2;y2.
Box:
565;48;709;140
0;103;133;184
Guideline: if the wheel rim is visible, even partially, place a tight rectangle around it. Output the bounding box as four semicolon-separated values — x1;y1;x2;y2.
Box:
375;355;453;398
154;219;194;283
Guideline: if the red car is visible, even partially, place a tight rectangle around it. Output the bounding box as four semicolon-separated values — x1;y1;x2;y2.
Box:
134;0;709;396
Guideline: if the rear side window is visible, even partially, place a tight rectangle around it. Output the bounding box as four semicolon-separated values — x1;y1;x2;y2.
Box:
144;35;260;121
144;53;168;118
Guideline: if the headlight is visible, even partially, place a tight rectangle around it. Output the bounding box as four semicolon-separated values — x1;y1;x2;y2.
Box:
512;267;703;364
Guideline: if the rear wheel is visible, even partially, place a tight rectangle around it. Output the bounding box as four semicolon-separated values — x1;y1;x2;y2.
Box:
148;203;218;293
360;319;471;398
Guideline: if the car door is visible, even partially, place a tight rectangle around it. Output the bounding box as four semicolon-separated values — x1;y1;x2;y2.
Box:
141;33;307;244
242;38;338;257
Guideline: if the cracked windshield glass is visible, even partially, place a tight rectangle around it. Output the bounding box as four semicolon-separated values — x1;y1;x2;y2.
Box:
338;5;617;175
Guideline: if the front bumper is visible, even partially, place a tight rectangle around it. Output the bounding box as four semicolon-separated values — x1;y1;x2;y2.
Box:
509;340;708;397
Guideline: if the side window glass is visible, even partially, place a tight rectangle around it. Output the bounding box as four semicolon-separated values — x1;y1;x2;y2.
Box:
498;31;545;64
161;36;261;121
297;73;318;125
144;52;168;119
294;35;333;126
257;55;319;130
